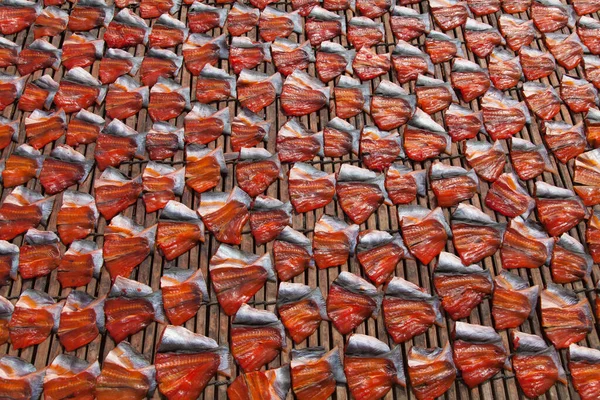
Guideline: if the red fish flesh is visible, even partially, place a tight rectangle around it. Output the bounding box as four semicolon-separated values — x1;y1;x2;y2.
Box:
143;163;185;213
357;231;408;286
572;0;600;14
385;164;426;205
99;49;142;85
511;138;555;181
148;15;186;49
277;282;326;343
62;33;102;70
272;39;314;78
0;243;18;286
54;67;104;113
188;2;227;33
345;334;406;400
561;75;598;113
348;17;384;50
103;215;155;281
415;75;456;114
433;252;493;320
0;357;44;400
288;162;336;213
292;0;319;15
237;69;283;113
356;0;391;17
105;9;148;49
313;215;359;270
361;126;403;170
33;6;67;39
0;0;40;35
499;15;535;51
258;7;301;42
446;105;483;142
451;58;490;102
57;291;103;351
0;117;17;151
57;240;101;288
541;284;593;349
44;355;100;400
0;186;53;241
536;181;587;237
249;196;291;245
452;204;504;265
235;148;282;197
209;244;274;316
230;37;270;75
1;144;42;188
230;109;270;152
577;17;600;54
551;233;592;283
281;70;330;116
489;48;522;90
17;39;61;76
383;277;442;343
503;0;532;13
327;272;380;334
96;124;144;173
453;321;508;388
404;109;450;162
544;121;586;164
25;109;66;150
523;82;562;120
482;89;529;140
391;42;433;84
161;267;208;326
18;229;60;280
337;165;387;224
546;32;585;70
464;19;505;58
371;80;415;130
39;145;92;195
68;0;111;32
140;49;181;87
185;145;225;194
519;46;555;81
485;172;534;217
352;47;391;81
148;78;190;122
230;305;285;372
105;277;164;342
19;75;58;112
305;7;345;46
430;161;478;207
316;41;353;83
575;148;600;187
196;64;235;104
184;103;229;145
467;0;500;15
227;3;260;37
96;342;156;400
531;0;574;32
182;34;226;76
157;201;204;262
334;76;368;119
568;344;600;400
492;271;539;329
425;31;464;64
430;0;469;31
9;289;62;349
408;343;455;400
277;118;323;163
587;210;600;263
399;206;449;265
146;122;183;161
323;117;359;158
290;348;342;400
229;366;290;400
501;217;553;269
390;8;430;41
273;227;313;281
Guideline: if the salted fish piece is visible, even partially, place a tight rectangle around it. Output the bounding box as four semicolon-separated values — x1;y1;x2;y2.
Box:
139;0;181;19
231;304;286;372
24;108;66;150
316;41;355;83
142;162;184;213
148;77;191;122
0;296;13;345
94;167;142;220
336;164;389;224
390;6;431;42
383;277;442;343
289;347;343;400
398;205;451;265
415;74;457;115
288;162;335;213
545;32;586;70
305;6;346;46
492;271;539;329
259;7;302;42
57;291;104;351
99;48;143;85
228;365;290;400
0;356;45;400
501;216;554;269
9;289;63;349
451;203;504;265
230;109;270;151
140;48;182;87
96;341;156;400
277;118;323;162
271;38;313;77
196;64;236;103
403;108;450;162
0;0;41;35
157;200;204;262
227;3;260;37
544;120;587;164
429;161;478;207
551;233;592;284
391;41;434;84
161;266;208;326
345;334;405;400
68;0;113;32
463;139;505;182
0;241;18;285
584;55;600;89
324;0;356;10
483;84;528;140
0;143;42;188
277;282;327;343
281;69;330;117
273;227;313;281
39;145;92;195
535;181;588;237
575;148;600;186
485;172;534;218
57;240;102;288
184;103;229;145
464;18;505;58
56;191;98;245
568;344;600;400
16;39;61;76
445;104;483;142
185;144;226;194
230;36;271;75
33;6;67;40
313;215;359;269
587;210;600;263
237;69;282;113
182;33;227;76
198;187;250;245
361;126;403;171
352;47;391;81
541;283;593;349
105;276;165;343
105;76;148;121
531;0;576;33
209;244;274;316
19;75;59;111
384;163;426;205
18;229;60;279
498;15;535;51
577;16;600;55
323;117;360;157
519;46;555;81
187;1;227;33
43;355;100;400
355;0;392;18
327;272;382;334
62;32;104;70
104;9;149;49
451;58;490;103
430;0;470;31
148;14;188;49
249;195;291;244
0;186;54;241
103;214;156;281
510;137;554;181
54;67;106;113
334;76;370;120
502;0;532;13
433;252;493;320
523;81;562;120
145;121;184;161
561;74;599;113
357;230;409;287
347;16;384;50
370;80;415;130
0;115;18;151
425;30;465;64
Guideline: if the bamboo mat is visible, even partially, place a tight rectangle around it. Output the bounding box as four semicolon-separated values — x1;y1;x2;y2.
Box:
0;0;599;399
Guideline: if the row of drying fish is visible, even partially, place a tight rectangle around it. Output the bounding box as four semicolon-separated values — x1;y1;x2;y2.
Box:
0;279;597;399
